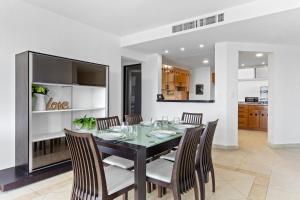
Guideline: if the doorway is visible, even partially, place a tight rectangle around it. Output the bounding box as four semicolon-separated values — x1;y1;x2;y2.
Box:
237;51;269;145
123;64;142;119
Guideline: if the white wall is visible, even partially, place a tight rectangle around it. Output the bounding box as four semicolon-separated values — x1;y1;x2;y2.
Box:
141;44;238;148
0;0;121;170
141;42;300;148
189;67;211;100
238;80;268;101
219;42;300;146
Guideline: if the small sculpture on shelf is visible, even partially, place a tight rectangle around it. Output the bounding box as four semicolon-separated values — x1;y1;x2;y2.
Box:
46;97;70;110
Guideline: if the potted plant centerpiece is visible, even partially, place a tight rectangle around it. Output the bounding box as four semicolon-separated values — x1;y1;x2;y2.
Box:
73;115;96;130
32;84;49;111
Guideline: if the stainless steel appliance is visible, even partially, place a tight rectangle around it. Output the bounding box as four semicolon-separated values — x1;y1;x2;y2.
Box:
245;97;259;103
259;86;268;104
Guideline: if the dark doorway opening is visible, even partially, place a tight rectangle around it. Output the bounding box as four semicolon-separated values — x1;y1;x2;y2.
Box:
123;64;142;120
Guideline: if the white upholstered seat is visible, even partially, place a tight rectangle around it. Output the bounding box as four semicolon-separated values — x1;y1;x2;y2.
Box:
105;165;134;195
103;156;134;169
160;150;177;162
146;158;174;183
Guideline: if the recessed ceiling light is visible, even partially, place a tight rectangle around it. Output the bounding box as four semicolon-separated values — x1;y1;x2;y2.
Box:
262;62;265;65
203;59;209;64
180;47;185;51
164;50;169;54
241;63;245;67
199;44;205;48
256;53;264;57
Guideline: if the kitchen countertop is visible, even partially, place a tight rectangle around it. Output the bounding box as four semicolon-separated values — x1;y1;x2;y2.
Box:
239;102;268;106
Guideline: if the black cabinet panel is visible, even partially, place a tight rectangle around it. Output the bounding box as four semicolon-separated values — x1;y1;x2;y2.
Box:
32;54;73;84
72;62;107;86
32;53;107;86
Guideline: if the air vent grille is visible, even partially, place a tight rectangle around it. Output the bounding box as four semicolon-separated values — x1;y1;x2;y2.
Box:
172;13;225;33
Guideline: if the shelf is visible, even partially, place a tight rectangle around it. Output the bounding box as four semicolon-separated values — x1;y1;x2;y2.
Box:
238;78;268;82
32;131;65;142
33;82;106;89
32;107;105;114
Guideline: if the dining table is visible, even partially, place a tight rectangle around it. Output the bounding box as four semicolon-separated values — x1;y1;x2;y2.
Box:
89;123;200;200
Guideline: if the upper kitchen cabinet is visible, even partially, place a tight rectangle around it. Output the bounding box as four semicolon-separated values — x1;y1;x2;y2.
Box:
32;53;73;84
238;67;268;81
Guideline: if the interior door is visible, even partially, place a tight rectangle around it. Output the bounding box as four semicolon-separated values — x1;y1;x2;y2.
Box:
123;64;142;118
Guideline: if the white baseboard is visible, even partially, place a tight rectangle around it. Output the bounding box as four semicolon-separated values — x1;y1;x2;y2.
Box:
268;143;300;148
213;144;239;150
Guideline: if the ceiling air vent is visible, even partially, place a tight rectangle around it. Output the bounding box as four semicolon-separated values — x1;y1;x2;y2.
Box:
172;13;225;33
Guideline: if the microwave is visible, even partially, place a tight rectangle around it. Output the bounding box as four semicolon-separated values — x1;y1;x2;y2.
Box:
245;97;259;102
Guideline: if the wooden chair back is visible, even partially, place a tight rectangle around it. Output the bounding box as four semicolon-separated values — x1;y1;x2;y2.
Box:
64;129;108;200
195;120;218;182
125;114;143;125
96;116;120;130
181;112;203;125
172;126;203;194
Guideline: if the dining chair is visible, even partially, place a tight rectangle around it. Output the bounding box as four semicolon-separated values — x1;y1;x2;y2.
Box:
195;119;218;200
64;129;134;200
146;126;202;200
96;116;121;130
181;112;203;125
161;112;203;158
95;116;134;170
160;120;218;200
125;114;143;125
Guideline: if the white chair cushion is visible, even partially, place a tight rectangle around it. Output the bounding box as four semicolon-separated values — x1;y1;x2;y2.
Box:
160;150;177;162
146;159;173;183
105;165;134;195
103;156;134;169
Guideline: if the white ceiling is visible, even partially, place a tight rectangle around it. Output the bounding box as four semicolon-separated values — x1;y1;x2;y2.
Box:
23;0;255;36
239;51;269;68
125;8;300;67
163;47;215;68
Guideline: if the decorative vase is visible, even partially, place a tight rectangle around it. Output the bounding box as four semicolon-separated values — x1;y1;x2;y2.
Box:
74;124;83;130
33;93;46;111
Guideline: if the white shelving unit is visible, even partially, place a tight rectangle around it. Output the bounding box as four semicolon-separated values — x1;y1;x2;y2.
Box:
32;131;65;142
15;51;110;172
31;83;107;142
32;107;105;114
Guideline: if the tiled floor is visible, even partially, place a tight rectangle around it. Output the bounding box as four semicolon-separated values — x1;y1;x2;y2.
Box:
1;130;300;200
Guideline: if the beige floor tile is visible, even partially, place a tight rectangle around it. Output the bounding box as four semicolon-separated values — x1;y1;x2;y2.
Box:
266;188;300;200
247;184;267;200
0;187;39;200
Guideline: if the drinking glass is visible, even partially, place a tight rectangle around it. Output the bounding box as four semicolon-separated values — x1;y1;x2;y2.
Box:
162;116;168;128
173;117;180;125
153;120;160;130
121;122;129;134
132;125;138;138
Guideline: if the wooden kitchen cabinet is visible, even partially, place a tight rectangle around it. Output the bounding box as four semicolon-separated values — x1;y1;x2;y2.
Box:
259;110;268;130
248;109;260;128
162;65;190;100
238;104;268;131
